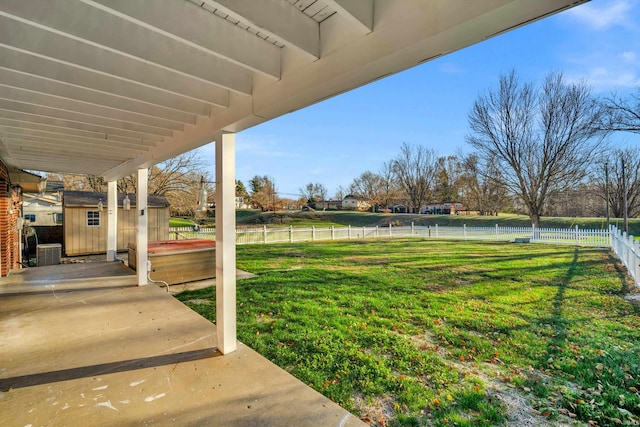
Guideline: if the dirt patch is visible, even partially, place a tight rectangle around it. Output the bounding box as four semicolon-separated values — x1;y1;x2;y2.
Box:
352;392;397;426
183;298;211;305
474;365;581;427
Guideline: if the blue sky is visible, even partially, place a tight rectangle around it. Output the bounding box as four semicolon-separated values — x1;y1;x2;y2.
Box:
202;0;640;198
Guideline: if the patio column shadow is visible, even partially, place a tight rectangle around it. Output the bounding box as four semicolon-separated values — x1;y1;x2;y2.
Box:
0;347;220;391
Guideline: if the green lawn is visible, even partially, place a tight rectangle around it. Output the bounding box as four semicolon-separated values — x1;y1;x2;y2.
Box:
168;217;195;227
177;239;640;426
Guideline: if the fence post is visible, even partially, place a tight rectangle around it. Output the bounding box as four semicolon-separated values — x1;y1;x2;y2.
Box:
626;234;633;276
348;225;351;239
389;223;393;238
375;225;379;238
311;225;315;241
495;224;499;240
575;224;579;246
609;224;613;248
331;225;335;240
263;225;267;244
289;225;293;243
633;240;640;286
435;224;438;238
411;222;415;235
463;224;467;240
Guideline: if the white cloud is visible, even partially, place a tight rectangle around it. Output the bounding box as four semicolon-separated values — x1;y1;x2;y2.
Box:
566;0;634;30
235;134;300;159
439;62;464;75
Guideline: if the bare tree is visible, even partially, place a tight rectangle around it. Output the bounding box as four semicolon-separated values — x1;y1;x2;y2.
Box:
392;143;438;213
467;70;606;226
334;185;347;201
299;182;328;205
62;151;213;216
378;161;402;208
434;155;461;202
117;151;210;196
603;88;640;134
457;153;510;216
348;171;384;211
593;147;640;218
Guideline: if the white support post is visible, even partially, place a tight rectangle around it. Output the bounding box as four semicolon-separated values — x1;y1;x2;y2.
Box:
107;181;118;262
136;168;148;287
215;132;237;354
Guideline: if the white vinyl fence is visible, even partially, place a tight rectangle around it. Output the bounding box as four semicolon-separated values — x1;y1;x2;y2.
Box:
170;224;611;247
610;225;640;288
169;223;639;287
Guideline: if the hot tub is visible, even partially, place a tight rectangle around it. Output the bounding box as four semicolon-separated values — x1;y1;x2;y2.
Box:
128;239;215;285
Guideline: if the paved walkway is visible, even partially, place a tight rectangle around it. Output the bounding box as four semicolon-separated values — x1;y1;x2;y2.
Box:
0;262;365;427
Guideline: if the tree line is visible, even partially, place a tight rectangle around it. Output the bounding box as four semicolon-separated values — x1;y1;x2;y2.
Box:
56;70;640;228
247;71;640;228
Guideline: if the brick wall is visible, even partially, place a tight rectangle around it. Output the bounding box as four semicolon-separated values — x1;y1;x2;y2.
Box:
0;160;21;276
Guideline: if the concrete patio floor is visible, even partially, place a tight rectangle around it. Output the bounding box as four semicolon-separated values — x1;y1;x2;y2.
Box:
0;262;365;426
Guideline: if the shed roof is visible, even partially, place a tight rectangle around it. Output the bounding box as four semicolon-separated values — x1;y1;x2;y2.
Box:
63;191;170;208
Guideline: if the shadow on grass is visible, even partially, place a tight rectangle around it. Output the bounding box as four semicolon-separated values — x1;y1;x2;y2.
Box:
544;248;578;360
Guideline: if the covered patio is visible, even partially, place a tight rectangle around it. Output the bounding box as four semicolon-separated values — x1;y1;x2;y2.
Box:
0;0;587;424
0;262;364;426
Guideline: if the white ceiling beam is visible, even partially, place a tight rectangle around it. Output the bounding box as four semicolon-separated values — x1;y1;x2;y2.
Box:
0;0;253;95
0;85;186;131
0;18;233;106
6;148;129;165
0;119;158;147
0;49;216;115
8;159;122;175
0;127;154;153
0;69;198;125
1;137;146;160
203;0;320;59
0;111;164;144
102;94;257;181
324;0;373;33
0;100;175;138
85;0;281;80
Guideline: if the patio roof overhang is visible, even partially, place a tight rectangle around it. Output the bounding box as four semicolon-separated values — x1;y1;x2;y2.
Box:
0;0;587;180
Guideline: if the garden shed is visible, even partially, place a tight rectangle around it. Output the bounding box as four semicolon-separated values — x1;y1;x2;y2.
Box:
63;191;170;256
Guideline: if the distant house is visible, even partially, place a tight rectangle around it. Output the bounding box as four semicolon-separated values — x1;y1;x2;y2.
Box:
389;204;408;213
422;202;465;215
22;180;64;226
63;191;170;256
313;199;342;210
235;196;250;209
342;195;371;211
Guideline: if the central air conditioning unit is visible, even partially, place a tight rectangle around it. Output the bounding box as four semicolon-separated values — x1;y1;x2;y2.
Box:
36;244;62;266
